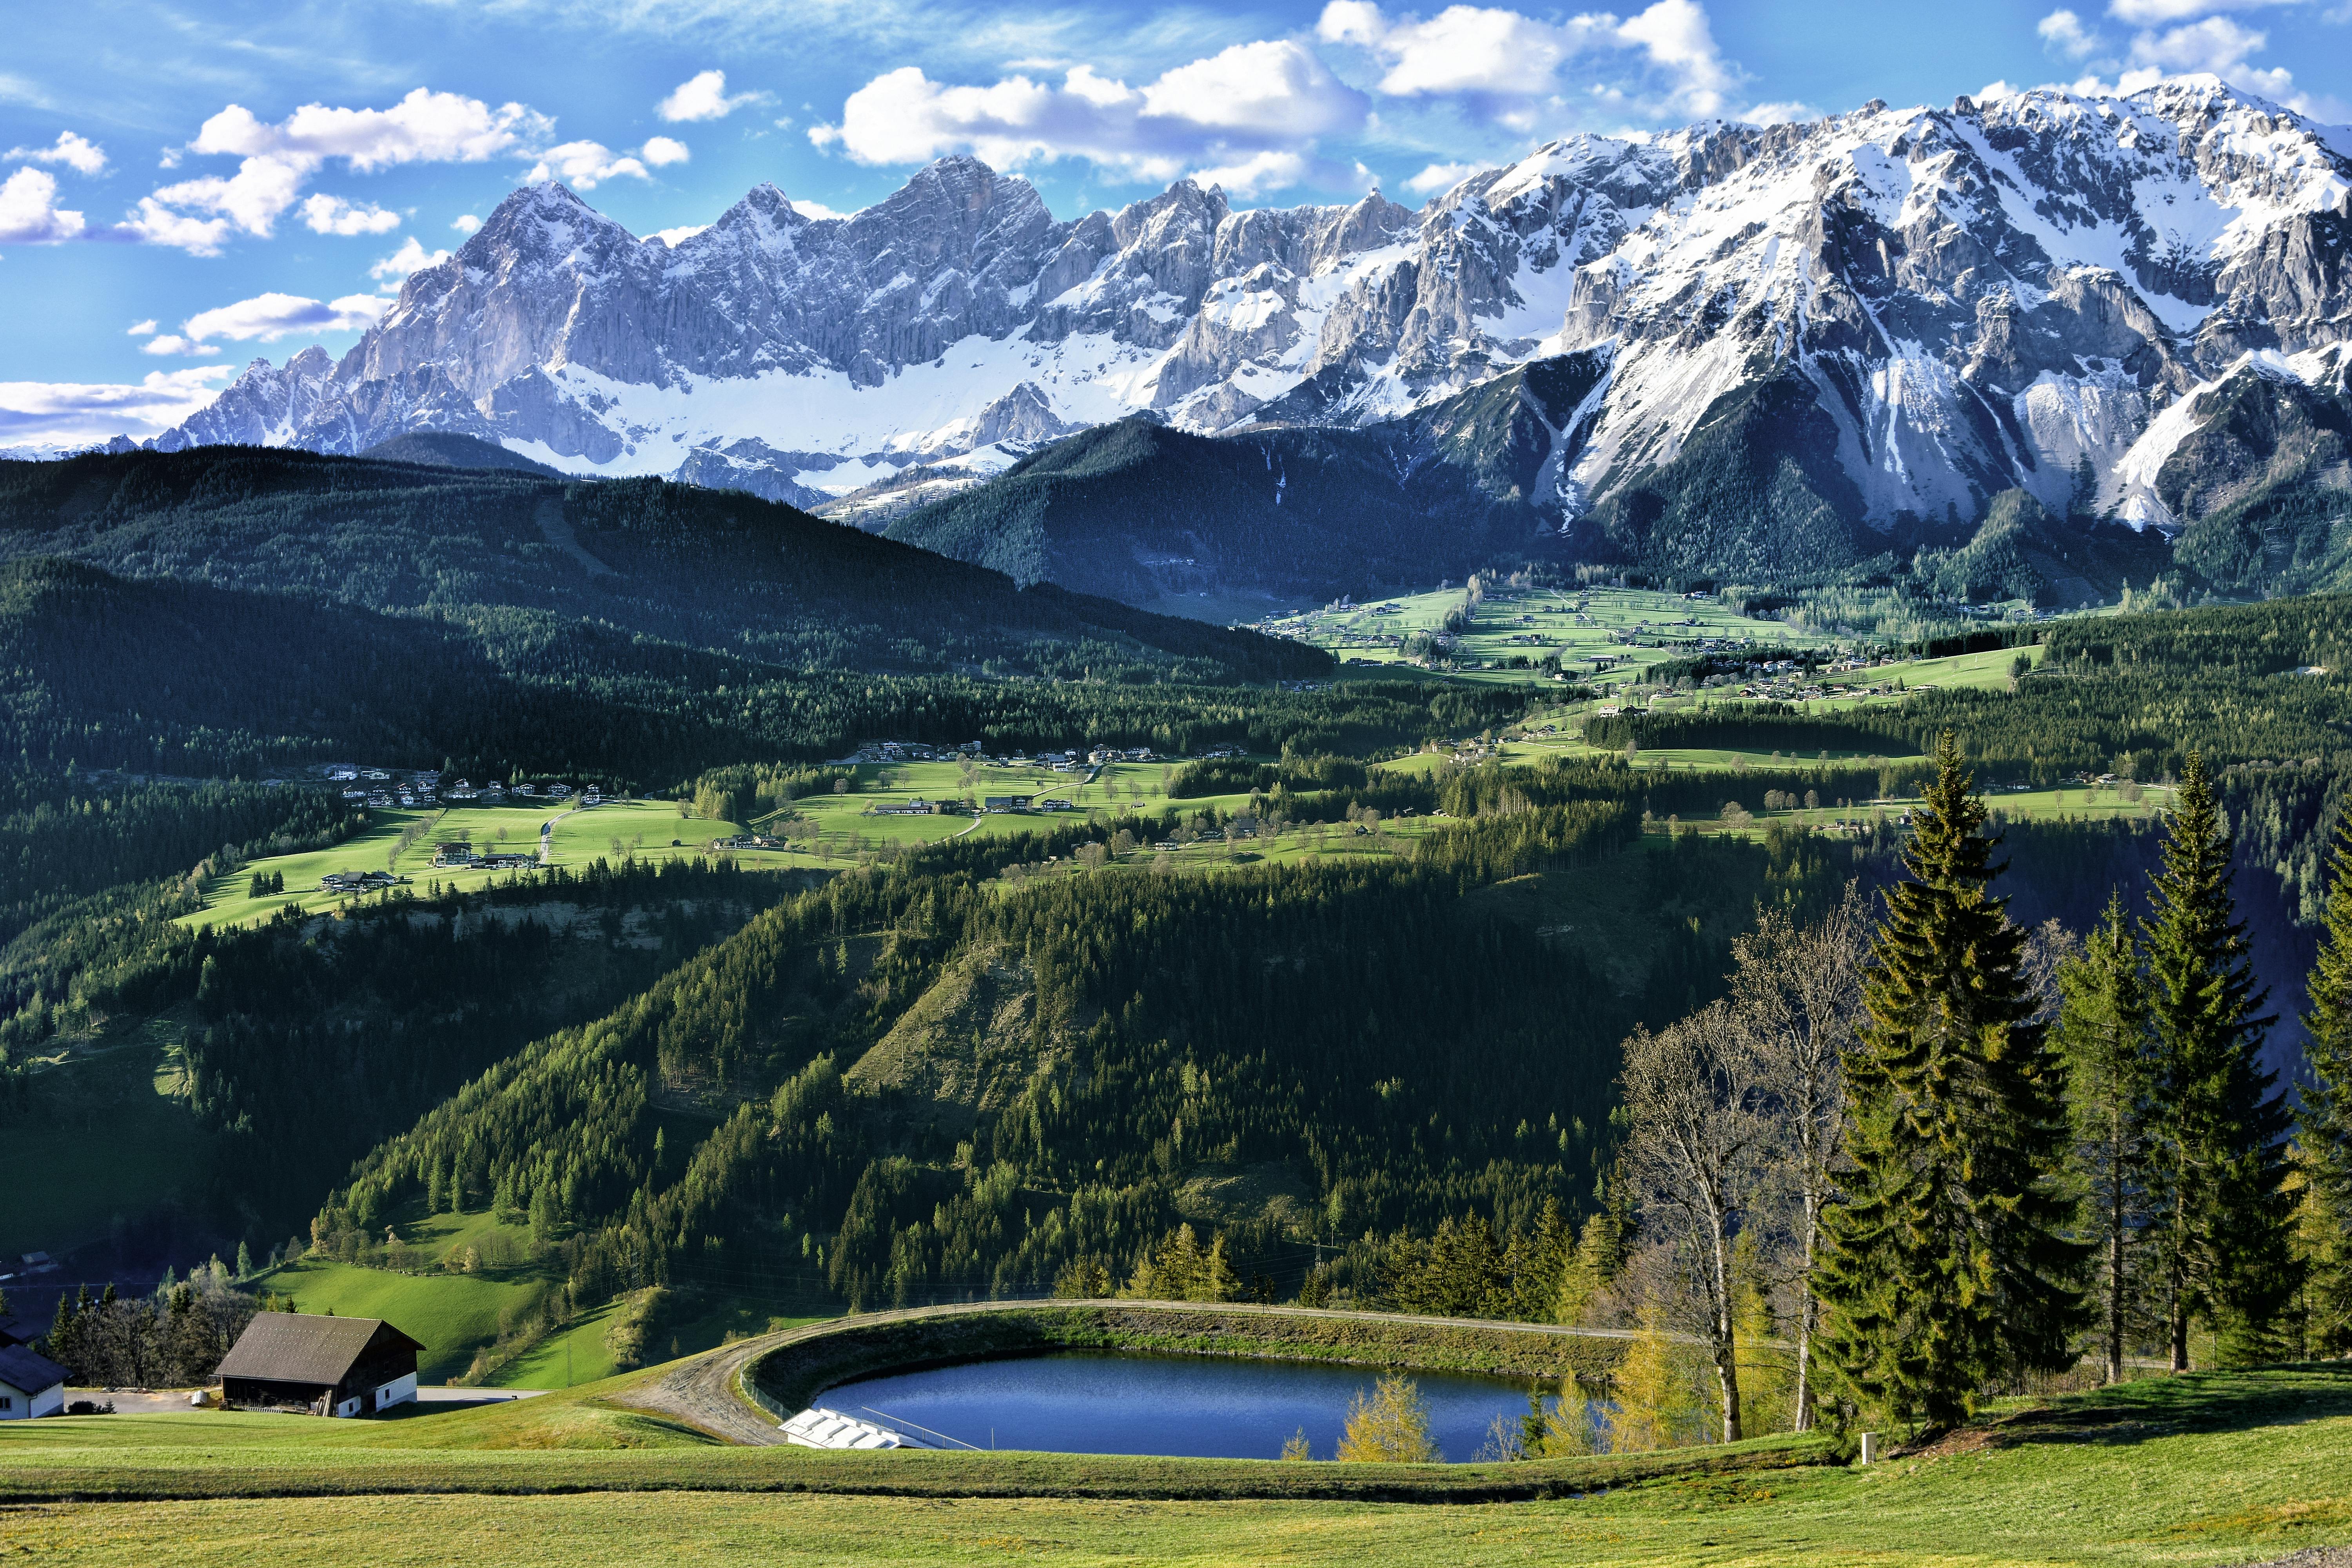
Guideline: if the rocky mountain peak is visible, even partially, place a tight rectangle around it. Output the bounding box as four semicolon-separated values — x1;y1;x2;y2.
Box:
147;75;2351;552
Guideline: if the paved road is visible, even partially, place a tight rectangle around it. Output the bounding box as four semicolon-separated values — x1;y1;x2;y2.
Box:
538;800;599;865
416;1386;549;1407
610;1298;1682;1447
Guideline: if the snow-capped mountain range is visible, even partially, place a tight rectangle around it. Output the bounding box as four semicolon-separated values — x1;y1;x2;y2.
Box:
147;74;2350;536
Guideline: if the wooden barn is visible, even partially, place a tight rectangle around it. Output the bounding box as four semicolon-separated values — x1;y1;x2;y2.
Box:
215;1313;423;1417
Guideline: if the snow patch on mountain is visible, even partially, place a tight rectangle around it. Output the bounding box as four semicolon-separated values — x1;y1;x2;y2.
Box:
138;74;2352;542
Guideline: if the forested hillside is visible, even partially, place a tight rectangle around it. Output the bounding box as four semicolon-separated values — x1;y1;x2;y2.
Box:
0;446;1323;682
886;405;1561;606
311;791;1855;1313
0;555;1522;782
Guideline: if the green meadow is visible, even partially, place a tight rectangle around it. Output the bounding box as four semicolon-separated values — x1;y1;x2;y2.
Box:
1270;583;1829;688
0;1363;2345;1566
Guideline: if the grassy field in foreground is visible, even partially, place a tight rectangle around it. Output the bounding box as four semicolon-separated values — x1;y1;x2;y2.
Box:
0;1366;2345;1565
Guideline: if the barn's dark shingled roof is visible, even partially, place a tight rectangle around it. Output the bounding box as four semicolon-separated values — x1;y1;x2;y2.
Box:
214;1314;418;1385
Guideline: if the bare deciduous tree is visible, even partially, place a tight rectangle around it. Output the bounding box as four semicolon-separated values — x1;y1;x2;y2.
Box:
1731;881;1867;1430
1622;999;1765;1442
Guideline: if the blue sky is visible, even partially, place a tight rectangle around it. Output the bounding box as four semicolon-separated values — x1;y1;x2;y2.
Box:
2;0;2347;446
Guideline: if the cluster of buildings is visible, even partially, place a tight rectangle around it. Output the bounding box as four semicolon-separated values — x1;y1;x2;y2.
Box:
324;766;601;810
319;869;400;895
839;740;1162;771
430;843;539;870
980;795;1077;814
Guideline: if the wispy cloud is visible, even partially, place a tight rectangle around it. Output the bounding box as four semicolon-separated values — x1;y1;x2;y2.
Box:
0;366;234;448
135;290;388;359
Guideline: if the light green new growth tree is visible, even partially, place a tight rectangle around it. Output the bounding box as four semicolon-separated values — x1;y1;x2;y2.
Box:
1336;1375;1438;1462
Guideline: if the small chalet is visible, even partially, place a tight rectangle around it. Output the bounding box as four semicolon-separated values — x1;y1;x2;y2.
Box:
215;1313;423;1417
0;1343;66;1419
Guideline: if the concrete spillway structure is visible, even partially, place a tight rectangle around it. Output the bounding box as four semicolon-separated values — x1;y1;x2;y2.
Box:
778;1406;935;1449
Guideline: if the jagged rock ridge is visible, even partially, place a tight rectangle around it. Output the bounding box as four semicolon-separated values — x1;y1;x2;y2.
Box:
152;74;2350;559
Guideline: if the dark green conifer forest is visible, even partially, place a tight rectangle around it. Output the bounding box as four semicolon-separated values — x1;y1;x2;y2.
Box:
0;441;2347;1450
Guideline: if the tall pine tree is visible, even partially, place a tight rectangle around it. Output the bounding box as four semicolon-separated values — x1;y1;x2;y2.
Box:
2144;751;2296;1367
2056;893;2156;1383
2295;826;2352;1355
1815;731;2085;1435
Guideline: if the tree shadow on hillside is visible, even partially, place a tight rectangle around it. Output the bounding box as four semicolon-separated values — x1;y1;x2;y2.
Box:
1966;1365;2352;1454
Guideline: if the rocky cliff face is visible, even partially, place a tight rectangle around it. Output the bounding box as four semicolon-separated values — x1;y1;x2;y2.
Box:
156;74;2351;554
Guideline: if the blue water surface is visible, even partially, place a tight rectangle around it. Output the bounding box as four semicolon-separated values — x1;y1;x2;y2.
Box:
821;1350;1543;1461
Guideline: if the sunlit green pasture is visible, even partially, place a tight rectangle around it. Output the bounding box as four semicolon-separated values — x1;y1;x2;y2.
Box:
1;1366;2346;1566
1270;584;1828;686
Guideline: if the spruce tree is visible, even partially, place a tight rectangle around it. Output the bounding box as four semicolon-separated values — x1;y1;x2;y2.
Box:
1815;731;2085;1434
2144;752;2297;1367
2295;827;2352;1354
2056;893;2155;1382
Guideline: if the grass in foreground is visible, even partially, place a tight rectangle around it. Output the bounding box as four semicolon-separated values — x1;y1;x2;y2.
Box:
0;1366;2345;1565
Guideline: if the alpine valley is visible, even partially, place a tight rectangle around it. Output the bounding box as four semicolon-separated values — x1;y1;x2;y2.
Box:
116;73;2352;607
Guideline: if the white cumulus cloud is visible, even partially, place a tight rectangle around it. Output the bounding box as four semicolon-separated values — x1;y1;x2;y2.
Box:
2127;13;2272;69
641;135;691;167
1318;0;1742;118
2038;9;2103;58
129;89;553;253
126;319;157;336
787;198;854;220
1404;159;1479;193
452;213;482;234
0;167;85;244
300;193;403;236
5;131;107;174
811;40;1362;193
649;224;709;246
189;89;554;171
141;333;216;357
1188;148;1310;197
658;69;760;122
370;235;452;285
525;140;651;189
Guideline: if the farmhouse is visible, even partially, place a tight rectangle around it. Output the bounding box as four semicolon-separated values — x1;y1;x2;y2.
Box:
0;1343;66;1419
870;799;936;816
983;795;1031;813
215;1312;422;1417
